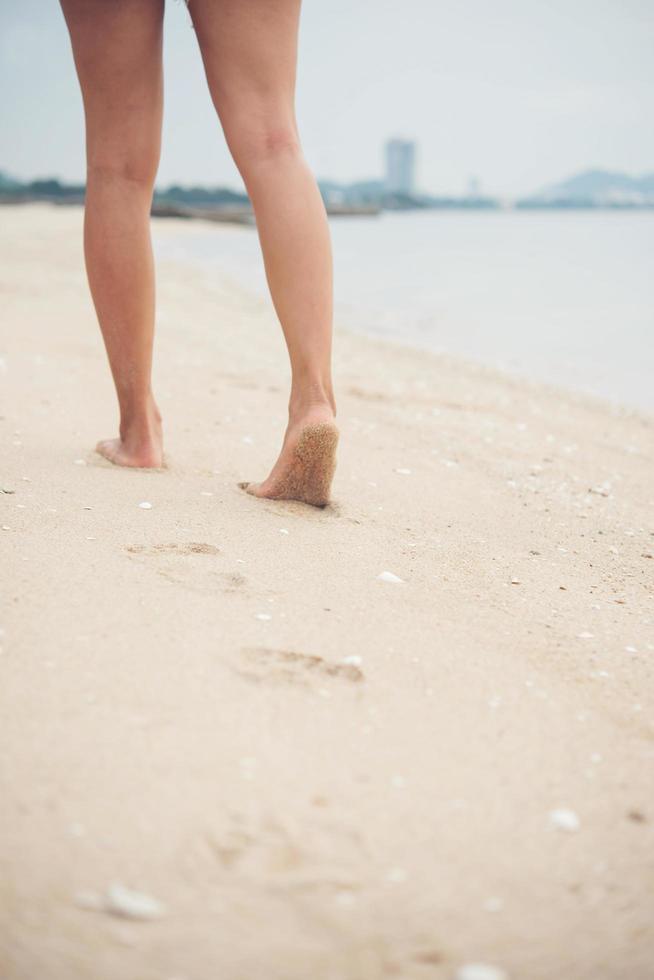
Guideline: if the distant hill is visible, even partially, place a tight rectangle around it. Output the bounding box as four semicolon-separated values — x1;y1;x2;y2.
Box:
522;169;654;206
0;173;85;200
154;183;249;207
0;170;23;191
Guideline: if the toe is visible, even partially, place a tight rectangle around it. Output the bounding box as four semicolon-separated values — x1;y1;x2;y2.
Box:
97;438;128;466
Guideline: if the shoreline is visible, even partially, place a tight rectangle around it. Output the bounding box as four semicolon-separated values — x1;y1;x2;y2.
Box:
149;204;654;420
1;204;653;980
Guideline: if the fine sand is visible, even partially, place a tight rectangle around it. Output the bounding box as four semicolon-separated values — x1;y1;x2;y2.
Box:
1;204;653;980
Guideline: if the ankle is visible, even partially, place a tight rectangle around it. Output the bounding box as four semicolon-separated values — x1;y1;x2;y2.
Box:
289;381;336;422
118;394;162;443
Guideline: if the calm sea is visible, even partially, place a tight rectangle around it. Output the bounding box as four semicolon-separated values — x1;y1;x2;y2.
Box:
154;209;654;415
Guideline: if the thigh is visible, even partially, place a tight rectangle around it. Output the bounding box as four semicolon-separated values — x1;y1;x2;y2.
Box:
189;0;302;146
59;0;165;171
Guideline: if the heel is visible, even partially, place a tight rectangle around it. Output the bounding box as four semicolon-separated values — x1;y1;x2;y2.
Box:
291;422;339;507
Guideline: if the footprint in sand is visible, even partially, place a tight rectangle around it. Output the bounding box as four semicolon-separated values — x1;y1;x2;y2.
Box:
207;817;303;875
126;542;219;556
204;811;367;892
236;647;364;687
125;541;243;596
124;543;272;603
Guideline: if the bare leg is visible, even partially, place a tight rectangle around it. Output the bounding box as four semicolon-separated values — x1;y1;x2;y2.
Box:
189;0;338;505
60;0;164;467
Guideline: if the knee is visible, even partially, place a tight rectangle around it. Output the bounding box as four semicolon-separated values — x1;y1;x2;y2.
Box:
86;147;160;193
224;114;302;180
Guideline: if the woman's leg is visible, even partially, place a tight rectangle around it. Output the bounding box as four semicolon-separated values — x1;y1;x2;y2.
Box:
189;0;338;504
60;0;165;467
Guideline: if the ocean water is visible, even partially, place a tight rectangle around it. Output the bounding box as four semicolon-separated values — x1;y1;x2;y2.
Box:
153;209;654;414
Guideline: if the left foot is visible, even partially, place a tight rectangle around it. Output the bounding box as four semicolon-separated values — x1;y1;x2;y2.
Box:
96;399;163;468
243;406;338;507
96;436;163;468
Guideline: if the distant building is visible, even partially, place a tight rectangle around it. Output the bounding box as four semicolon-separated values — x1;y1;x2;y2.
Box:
467;176;481;199
385;139;416;195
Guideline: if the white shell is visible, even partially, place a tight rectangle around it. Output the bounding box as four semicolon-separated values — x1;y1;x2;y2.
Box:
104;882;165;920
456;964;509;980
549;808;580;832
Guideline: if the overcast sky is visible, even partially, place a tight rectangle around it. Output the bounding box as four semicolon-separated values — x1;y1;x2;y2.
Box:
1;0;653;197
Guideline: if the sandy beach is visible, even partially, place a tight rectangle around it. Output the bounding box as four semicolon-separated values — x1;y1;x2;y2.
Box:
1;203;653;979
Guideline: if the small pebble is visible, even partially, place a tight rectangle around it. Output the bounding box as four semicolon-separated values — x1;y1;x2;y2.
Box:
138;501;153;510
549;808;580;832
377;571;404;584
456;965;508;980
341;655;362;667
482;897;504;913
394;468;412;475
254;613;272;621
73;459;86;466
279;528;289;535
577;631;594;639
386;867;407;883
625;646;637;653
104;883;165;920
1;525;10;531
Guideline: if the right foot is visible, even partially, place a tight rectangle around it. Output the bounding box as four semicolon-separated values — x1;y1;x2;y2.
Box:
242;407;339;508
96;402;163;468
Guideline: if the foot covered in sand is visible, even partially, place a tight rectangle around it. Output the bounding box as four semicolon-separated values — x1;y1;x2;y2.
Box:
242;413;339;508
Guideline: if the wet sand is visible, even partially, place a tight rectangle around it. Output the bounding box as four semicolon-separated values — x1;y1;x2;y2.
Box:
1;204;653;980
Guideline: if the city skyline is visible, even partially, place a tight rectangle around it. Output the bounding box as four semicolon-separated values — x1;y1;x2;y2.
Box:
385;139;417;196
4;148;654;207
1;0;653;197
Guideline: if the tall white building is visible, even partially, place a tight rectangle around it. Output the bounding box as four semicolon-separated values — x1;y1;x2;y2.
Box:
385;139;416;195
